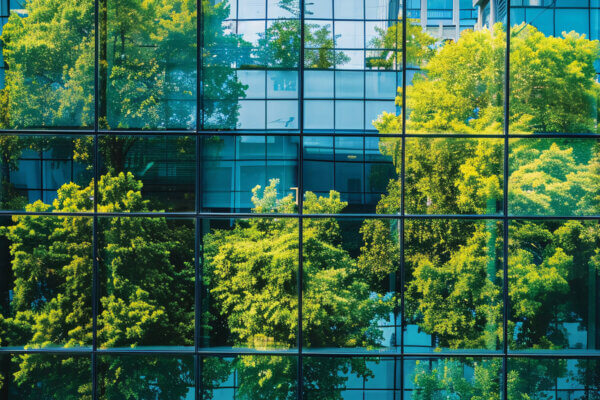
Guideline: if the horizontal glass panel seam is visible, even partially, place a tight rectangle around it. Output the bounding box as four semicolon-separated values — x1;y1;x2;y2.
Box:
1;211;598;220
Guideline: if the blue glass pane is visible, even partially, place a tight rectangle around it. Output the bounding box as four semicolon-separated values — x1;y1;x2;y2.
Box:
524;8;554;36
304;100;335;129
335;21;365;48
267;100;299;129
238;100;266;129
556;0;588;6
306;0;333;18
237;136;266;159
365;71;397;98
336;71;365;98
335;0;364;19
335;100;365;129
238;20;265;45
268;0;296;18
238;0;266;18
366;100;396;127
267;70;299;99
338;50;366;69
238;70;266;99
556;9;589;37
304;70;334;98
366;0;400;19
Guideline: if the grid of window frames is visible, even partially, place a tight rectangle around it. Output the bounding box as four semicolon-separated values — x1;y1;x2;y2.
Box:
0;0;599;399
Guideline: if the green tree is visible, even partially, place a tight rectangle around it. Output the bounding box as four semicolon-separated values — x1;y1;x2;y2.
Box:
367;19;436;69
255;0;349;69
1;0;94;129
0;173;195;398
411;359;502;400
368;21;600;397
0;0;246;199
374;23;600;135
203;179;393;398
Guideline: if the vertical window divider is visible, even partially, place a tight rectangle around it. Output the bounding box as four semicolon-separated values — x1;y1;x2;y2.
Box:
195;0;204;398
92;0;100;397
399;0;407;397
503;3;511;399
298;0;305;398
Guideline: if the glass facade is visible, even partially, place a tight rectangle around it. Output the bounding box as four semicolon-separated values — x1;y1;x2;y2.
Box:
0;0;598;399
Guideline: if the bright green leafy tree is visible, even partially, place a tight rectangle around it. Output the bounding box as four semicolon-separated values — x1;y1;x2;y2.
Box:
0;173;195;399
368;21;600;398
203;179;393;398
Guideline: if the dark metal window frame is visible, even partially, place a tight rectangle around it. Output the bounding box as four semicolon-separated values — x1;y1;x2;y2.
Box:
0;0;599;399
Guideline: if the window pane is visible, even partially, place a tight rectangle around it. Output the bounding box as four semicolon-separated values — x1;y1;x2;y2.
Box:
508;358;600;398
304;100;335;129
201;135;299;213
0;0;94;129
99;136;196;212
303;136;398;213
508;139;600;216
98;354;194;400
405;219;504;352
201;217;298;350
508;219;600;351
304;70;334;98
335;100;365;130
336;71;365;98
0;215;93;349
302;217;399;350
98;217;195;349
202;355;298;399
405;357;502;398
335;0;364;19
100;0;197;130
403;16;505;135
2;135;94;212
406;138;504;215
0;353;91;399
304;357;399;399
510;2;599;135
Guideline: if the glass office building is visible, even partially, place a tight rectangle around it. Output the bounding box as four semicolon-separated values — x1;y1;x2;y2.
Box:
0;0;599;398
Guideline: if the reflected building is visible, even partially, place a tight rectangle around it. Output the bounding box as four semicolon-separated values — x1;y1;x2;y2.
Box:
408;0;479;40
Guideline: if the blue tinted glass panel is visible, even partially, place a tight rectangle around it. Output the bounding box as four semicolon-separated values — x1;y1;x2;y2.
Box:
335;21;365;48
335;100;365;129
556;9;589;37
238;100;266;129
336;71;365;98
304;100;335;129
238;70;266;99
267;70;298;99
238;0;267;18
304;70;334;98
334;0;364;19
366;100;396;129
306;0;333;18
267;100;299;129
366;71;397;98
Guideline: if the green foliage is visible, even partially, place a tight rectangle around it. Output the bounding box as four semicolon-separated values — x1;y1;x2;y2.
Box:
203;179;393;397
509;140;600;216
367;20;436;69
0;173;194;397
510;24;600;134
375;23;600;135
407;225;503;350
368;21;600;395
411;359;502;400
256;0;349;69
1;0;95;128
